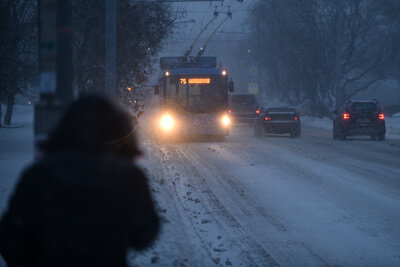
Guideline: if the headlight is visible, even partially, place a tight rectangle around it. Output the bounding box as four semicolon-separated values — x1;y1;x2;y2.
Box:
160;114;175;132
221;115;231;127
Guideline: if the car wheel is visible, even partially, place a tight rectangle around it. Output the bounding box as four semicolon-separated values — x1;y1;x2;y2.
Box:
290;129;300;138
333;126;338;139
296;128;301;137
254;122;262;137
335;125;345;140
378;134;385;141
339;129;346;140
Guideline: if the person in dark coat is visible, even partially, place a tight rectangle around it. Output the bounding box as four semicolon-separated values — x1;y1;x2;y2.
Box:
0;95;159;267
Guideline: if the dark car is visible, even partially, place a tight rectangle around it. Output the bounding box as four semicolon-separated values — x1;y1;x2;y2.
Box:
333;100;386;140
254;106;301;137
228;93;261;124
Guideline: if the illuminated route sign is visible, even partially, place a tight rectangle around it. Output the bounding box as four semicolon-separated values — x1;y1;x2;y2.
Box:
188;78;211;84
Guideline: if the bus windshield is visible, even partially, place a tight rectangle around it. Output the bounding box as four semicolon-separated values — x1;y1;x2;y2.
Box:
166;76;227;113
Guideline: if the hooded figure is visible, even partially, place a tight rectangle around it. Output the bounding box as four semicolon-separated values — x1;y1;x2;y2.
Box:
0;95;159;267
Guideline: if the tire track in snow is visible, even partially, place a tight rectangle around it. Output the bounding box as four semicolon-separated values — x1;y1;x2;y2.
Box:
133;140;214;266
200;127;400;266
158;144;279;266
175;144;329;267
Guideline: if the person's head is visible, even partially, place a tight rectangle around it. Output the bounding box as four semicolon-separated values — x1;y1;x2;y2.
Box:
42;95;141;158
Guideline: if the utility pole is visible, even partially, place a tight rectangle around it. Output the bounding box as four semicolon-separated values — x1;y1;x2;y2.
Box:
56;0;73;106
35;0;73;160
335;0;344;107
38;0;57;100
35;0;59;160
105;0;117;98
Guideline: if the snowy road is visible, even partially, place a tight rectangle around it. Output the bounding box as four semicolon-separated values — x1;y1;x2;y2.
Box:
134;124;400;266
1;107;400;266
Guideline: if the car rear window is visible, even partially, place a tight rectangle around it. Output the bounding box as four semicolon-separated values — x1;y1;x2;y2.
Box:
350;102;378;112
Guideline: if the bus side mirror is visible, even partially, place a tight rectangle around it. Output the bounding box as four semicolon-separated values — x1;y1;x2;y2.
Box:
154;85;159;95
228;81;234;93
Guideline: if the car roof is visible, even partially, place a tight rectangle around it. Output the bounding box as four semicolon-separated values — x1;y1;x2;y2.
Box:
341;99;381;107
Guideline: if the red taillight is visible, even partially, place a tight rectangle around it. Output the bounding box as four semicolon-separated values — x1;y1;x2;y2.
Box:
256;110;260;114
379;113;384;120
265;116;271;121
294;116;298;121
228;109;232;113
343;113;350;120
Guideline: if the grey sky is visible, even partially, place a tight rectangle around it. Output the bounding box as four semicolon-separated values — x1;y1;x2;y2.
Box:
161;0;253;57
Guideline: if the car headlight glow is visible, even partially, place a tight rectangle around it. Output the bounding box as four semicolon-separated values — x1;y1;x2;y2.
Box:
221;115;231;127
160;114;175;132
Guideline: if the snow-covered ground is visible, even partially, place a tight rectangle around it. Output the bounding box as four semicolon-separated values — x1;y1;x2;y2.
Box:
0;105;34;210
0;104;34;267
133;114;400;266
1;106;400;266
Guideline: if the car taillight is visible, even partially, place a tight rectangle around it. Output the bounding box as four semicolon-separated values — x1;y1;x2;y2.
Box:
256;110;260;114
265;116;271;121
343;113;350;120
294;116;298;121
379;113;384;120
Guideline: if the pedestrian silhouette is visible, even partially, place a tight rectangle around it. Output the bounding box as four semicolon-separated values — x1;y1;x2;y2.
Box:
0;95;159;267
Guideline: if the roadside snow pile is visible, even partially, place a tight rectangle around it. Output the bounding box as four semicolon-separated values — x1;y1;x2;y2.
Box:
386;117;400;130
301;116;332;130
386;117;400;139
0;104;34;126
0;104;34;267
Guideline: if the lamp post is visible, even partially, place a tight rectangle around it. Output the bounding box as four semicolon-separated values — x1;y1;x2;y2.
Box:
105;0;117;98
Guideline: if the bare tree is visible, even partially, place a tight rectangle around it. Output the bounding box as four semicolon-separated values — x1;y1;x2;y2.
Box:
247;0;397;117
72;0;172;102
0;0;37;126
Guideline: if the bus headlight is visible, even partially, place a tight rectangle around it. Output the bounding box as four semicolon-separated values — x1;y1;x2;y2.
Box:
160;114;175;132
221;115;231;127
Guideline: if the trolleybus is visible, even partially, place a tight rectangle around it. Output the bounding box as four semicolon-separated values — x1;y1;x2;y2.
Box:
154;56;234;141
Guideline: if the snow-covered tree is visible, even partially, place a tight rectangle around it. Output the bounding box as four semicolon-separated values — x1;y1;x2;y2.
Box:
0;0;37;126
247;0;398;117
72;1;172;98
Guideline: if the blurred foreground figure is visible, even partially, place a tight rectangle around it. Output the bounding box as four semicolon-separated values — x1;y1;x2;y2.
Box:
0;95;159;267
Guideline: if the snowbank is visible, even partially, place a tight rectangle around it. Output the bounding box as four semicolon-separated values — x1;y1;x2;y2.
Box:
0;105;34;214
0;104;34;267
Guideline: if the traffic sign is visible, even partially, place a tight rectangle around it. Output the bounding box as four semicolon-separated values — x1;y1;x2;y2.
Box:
248;83;259;94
